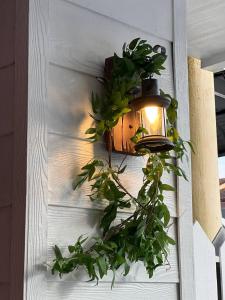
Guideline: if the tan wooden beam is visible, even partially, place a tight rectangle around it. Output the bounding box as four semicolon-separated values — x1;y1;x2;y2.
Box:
188;56;221;240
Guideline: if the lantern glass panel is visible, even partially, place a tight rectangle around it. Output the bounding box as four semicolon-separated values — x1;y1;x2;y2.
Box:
140;106;166;137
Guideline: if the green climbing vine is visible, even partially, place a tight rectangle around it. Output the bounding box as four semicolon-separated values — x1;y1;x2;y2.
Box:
51;38;193;286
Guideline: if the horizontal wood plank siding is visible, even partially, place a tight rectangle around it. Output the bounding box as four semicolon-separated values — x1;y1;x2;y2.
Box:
46;0;179;297
47;282;178;300
49;0;173;90
54;0;173;42
25;0;195;298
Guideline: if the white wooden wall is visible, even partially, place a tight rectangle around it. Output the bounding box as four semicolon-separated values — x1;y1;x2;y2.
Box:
25;0;195;299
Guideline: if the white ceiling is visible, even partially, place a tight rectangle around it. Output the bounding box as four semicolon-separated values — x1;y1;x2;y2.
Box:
187;0;225;71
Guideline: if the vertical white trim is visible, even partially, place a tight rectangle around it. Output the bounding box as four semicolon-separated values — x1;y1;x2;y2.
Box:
173;0;196;299
193;222;218;300
24;0;49;299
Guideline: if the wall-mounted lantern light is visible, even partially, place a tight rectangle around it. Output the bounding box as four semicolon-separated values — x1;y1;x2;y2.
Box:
105;53;174;155
130;78;174;153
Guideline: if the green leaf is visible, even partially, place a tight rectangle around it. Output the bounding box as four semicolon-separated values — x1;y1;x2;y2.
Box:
77;235;89;245
160;184;175;191
72;176;87;190
100;203;117;235
136;126;148;135
120;107;131;114
68;245;75;253
54;245;63;260
161;204;170;226
187;141;195;154
167;236;176;245
136;219;146;237
129;37;140;50
82;160;104;170
91;92;101;114
111;270;116;289
97;256;107;278
123;262;130;276
85;128;96;134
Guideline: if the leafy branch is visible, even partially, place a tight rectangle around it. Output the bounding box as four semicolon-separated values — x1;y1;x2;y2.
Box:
51;38;192;286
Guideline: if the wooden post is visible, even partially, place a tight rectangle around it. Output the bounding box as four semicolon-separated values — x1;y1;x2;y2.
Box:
188;57;221;240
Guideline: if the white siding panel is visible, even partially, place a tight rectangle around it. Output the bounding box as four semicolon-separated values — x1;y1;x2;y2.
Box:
47;282;178;300
48;133;177;217
49;0;173;96
61;0;173;42
48;64;100;139
47;206;178;283
25;0;192;298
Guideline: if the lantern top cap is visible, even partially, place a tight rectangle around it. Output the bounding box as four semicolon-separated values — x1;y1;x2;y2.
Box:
130;94;171;110
129;78;171;110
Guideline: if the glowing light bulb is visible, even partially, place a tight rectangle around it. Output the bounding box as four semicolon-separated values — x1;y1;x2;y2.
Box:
145;106;159;124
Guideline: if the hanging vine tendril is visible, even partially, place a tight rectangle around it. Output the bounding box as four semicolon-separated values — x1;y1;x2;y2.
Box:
51;38;193;286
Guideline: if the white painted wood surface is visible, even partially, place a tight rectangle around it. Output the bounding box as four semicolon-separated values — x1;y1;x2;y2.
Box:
187;0;225;62
49;0;173;91
173;0;195;299
47;282;178;300
25;0;195;298
220;240;225;299
193;222;218;300
59;0;173;42
24;0;49;299
46;0;179;296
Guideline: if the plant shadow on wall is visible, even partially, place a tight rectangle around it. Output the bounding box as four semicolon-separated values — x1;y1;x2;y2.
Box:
51;38;193;287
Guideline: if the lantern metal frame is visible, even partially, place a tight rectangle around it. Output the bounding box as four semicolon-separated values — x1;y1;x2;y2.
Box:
130;78;174;153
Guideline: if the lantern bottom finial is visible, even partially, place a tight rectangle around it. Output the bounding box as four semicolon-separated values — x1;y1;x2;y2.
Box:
135;136;174;153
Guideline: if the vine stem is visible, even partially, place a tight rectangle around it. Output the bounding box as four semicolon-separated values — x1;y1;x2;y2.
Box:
108;130;112;168
107;131;144;208
114;176;136;201
113;176;146;210
118;153;128;171
108;133;147;207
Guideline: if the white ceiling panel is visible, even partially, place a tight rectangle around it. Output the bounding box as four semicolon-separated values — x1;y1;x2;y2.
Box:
188;0;225;71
